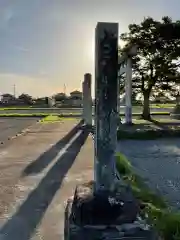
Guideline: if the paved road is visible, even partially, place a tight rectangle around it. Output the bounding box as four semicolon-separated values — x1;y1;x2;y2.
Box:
0;119;93;240
0;117;40;144
1;116;180;240
117;139;180;210
0;106;174;115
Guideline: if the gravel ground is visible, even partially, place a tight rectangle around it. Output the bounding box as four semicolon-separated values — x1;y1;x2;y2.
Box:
0;117;40;143
117;139;180;210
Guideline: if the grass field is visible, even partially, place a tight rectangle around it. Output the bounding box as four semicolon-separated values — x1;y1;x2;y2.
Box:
150;103;175;108
40;115;61;122
117;117;180;139
0;111;170;117
0;106;35;110
0;103;176;111
0;113;48;117
0;113;80;117
40;115;77;123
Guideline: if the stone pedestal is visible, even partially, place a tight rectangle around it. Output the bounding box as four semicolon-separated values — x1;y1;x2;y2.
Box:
64;182;158;239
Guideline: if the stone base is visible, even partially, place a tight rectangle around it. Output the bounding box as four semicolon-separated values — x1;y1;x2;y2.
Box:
64;181;159;239
124;122;134;126
80;123;92;132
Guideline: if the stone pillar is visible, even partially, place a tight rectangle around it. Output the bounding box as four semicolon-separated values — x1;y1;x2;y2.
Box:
47;97;55;107
125;58;132;125
94;22;118;192
83;73;92;126
64;23;159;240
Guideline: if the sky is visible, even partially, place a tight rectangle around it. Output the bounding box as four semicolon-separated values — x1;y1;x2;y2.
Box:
0;0;179;98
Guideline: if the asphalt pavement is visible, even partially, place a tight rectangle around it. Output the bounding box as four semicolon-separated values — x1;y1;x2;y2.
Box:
0;119;93;240
0;117;40;144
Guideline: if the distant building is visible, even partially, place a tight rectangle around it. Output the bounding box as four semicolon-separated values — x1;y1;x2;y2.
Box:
70;90;82;100
1;94;16;104
53;90;83;107
68;90;82;107
53;93;67;101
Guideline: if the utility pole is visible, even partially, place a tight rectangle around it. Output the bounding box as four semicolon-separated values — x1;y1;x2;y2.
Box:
13;84;16;98
64;84;66;95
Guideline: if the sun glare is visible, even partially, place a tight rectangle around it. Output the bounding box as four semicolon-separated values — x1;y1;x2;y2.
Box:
87;39;95;62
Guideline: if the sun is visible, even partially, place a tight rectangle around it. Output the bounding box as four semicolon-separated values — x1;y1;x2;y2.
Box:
119;39;126;48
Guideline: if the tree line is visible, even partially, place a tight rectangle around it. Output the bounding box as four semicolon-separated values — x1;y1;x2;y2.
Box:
119;16;180;119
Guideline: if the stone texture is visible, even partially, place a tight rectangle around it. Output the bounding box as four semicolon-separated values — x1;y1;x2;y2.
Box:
64;182;159;239
94;22;119;191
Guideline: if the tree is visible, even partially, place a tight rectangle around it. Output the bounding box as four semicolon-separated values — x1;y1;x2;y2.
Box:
18;93;33;105
120;16;180;119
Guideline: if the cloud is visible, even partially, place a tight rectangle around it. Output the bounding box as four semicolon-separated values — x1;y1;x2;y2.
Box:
14;46;30;52
4;9;13;22
0;7;14;29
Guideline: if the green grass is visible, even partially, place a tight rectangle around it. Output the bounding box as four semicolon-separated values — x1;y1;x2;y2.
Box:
119;112;170;117
150;104;175;108
132;118;180;124
0;112;79;122
40;115;62;123
0;113;48;117
116;153;180;239
40;115;80;123
0;106;33;110
117;129;180;140
144;111;170;115
117;117;180;140
0;113;80;117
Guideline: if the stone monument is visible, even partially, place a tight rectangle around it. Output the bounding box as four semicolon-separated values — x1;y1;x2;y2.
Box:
64;22;158;240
